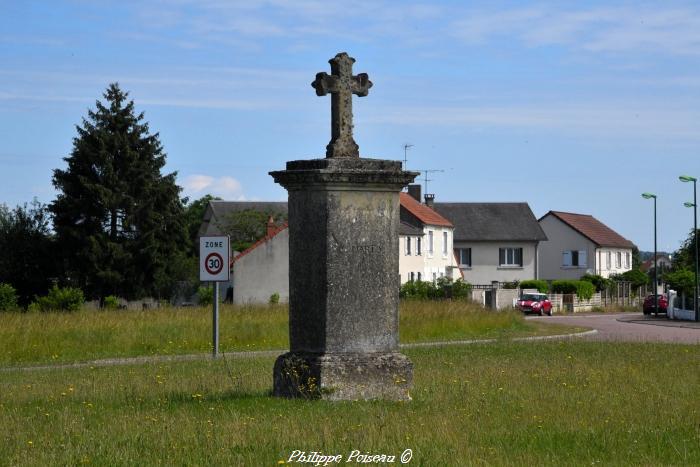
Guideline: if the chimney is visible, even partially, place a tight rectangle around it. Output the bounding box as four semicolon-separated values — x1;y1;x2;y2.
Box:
407;184;421;202
424;193;435;207
266;216;276;236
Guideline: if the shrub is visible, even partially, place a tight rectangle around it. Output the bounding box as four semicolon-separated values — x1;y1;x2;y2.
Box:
501;280;519;289
580;274;612;292
575;280;596;300
0;283;19;311
103;295;119;309
269;292;280;304
551;280;578;295
400;280;437;300
400;278;472;300
664;269;695;296
32;285;84;312
519;280;549;293
197;286;214;306
451;279;472;299
551;280;595;300
611;269;649;289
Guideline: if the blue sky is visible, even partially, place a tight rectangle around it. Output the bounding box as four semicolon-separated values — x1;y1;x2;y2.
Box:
1;1;699;252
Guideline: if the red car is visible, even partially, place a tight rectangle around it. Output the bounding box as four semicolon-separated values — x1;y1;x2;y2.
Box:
517;293;553;316
643;294;668;315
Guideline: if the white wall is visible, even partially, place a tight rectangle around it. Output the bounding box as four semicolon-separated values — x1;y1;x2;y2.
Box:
455;241;538;285
399;234;425;283
232;229;289;304
596;247;633;278
423;225;457;281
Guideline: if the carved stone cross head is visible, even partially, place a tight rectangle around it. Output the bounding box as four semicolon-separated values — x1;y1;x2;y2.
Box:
311;52;373;158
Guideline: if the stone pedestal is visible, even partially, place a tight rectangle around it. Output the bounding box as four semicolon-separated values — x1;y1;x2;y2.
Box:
270;158;417;400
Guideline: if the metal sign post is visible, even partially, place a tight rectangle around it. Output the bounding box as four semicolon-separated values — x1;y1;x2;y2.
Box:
200;236;230;358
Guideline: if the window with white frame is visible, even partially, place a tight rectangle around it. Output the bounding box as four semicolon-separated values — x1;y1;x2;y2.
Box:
606;251;611;269
416;237;422;255
417;272;422;281
428;231;434;255
409;272;415;282
442;231;448;255
626;252;630;268
405;237;411;256
456;248;472;267
616;252;622;268
562;250;587;267
499;247;523;266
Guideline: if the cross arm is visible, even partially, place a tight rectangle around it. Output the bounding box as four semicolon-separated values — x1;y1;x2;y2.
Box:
350;73;372;97
311;72;338;96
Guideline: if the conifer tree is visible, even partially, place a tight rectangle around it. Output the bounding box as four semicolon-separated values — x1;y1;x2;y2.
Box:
51;83;187;299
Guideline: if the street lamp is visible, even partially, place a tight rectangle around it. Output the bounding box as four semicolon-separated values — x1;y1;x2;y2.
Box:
679;175;698;322
642;193;658;315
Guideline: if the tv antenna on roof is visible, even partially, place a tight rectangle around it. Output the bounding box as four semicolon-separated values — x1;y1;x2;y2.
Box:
403;143;413;169
413;168;445;202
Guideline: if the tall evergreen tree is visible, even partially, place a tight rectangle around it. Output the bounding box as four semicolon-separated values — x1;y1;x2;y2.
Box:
51;83;187;300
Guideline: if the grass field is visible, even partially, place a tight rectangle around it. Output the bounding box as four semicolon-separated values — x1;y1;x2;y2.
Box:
1;341;698;466
0;301;584;366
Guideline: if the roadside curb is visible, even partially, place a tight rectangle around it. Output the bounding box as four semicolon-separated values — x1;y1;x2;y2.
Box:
0;329;599;373
616;317;700;330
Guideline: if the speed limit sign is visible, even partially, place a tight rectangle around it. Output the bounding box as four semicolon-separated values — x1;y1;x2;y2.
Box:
199;236;230;281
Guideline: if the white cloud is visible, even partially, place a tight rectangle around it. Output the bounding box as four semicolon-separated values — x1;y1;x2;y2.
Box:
181;174;245;200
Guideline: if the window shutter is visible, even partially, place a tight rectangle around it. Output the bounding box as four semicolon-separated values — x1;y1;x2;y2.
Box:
562;251;571;266
499;248;505;265
516;248;523;266
579;250;587;267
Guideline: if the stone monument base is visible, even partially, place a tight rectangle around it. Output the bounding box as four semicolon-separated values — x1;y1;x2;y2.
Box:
273;352;412;401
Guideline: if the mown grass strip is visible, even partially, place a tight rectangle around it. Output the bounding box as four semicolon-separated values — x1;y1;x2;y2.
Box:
0;341;697;465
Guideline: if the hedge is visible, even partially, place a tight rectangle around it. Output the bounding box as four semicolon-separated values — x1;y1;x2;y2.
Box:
519;280;549;293
551;280;595;300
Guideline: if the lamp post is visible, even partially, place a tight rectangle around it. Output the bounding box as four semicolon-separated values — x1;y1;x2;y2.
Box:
679;175;698;322
642;193;658;315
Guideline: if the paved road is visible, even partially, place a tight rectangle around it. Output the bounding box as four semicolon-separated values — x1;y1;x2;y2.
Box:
527;312;700;344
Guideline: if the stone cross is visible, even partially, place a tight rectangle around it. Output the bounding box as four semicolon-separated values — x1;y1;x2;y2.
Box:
312;52;372;158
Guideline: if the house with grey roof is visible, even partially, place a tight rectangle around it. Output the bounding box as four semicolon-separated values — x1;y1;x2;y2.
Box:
433;202;548;285
197;200;287;238
538;211;635;280
203;196;456;303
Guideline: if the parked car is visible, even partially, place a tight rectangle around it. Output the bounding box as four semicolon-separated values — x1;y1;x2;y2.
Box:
516;293;553;316
642;294;668;315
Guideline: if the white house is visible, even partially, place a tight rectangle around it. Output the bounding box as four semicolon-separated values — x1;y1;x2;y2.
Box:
433;202;548;285
206;193;457;303
398;192;457;284
538;211;635;280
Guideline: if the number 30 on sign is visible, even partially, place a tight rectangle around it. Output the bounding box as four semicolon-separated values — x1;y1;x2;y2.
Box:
199;236;230;281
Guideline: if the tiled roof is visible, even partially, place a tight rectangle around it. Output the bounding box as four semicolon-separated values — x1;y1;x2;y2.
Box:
433;202;547;241
542;211;635;248
231;223;288;266
399;193;453;227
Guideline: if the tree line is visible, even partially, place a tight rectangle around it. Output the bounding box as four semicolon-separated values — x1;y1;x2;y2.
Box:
0;84;282;309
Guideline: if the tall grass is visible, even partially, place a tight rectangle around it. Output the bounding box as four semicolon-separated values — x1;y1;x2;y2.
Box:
1;341;697;465
0;301;581;366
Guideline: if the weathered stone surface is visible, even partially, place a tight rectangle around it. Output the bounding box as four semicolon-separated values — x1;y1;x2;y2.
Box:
311;52;372;158
273;351;413;401
270;53;416;401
